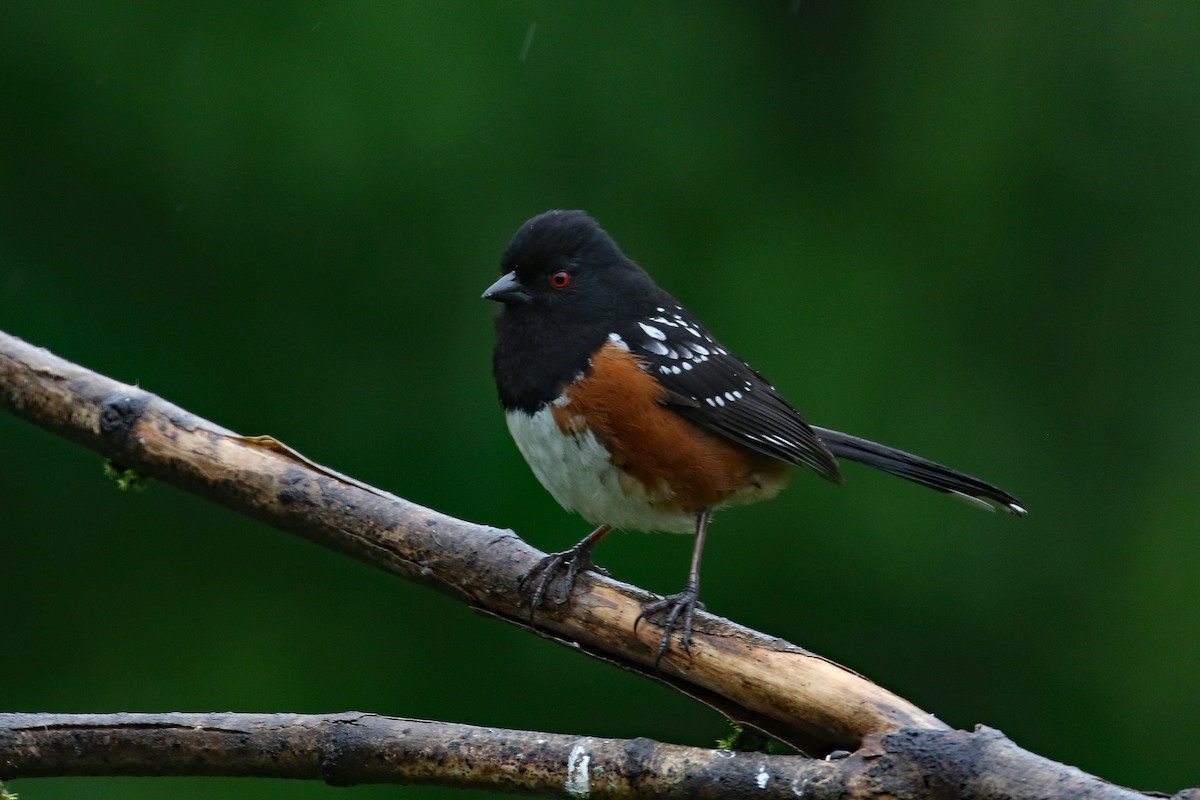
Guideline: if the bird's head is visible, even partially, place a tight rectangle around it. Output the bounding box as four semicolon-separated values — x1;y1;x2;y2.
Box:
482;210;655;323
483;210;661;411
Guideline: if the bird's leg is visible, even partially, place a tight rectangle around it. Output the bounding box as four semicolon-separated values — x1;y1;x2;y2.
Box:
520;524;613;621
635;508;711;666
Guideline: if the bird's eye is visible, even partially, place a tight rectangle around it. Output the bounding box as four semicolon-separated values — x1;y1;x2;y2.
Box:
549;271;570;289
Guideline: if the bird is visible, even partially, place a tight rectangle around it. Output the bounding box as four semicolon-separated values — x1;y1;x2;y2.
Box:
483;209;1025;663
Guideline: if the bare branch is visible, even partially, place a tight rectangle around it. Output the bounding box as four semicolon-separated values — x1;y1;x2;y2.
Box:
0;329;936;752
1;331;1194;798
0;712;1172;799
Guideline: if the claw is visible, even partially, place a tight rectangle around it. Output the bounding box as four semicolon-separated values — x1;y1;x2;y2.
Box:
518;524;612;623
519;545;595;620
635;580;703;667
634;508;712;668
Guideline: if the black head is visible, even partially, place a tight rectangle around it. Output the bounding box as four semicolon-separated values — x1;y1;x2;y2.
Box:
484;210;662;411
483;210;654;310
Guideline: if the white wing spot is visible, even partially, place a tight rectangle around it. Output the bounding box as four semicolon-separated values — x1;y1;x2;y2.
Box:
714;395;725;407
681;362;693;370
705;397;717;407
644;340;670;357
724;391;738;402
638;322;666;341
606;332;629;350
670;365;682;374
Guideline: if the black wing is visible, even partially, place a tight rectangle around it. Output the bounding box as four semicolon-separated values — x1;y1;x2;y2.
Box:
613;304;842;483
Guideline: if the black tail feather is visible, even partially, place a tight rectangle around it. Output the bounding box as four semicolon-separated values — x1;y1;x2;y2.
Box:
811;426;1026;515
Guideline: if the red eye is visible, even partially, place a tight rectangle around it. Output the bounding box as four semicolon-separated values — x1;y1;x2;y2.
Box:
549;271;570;289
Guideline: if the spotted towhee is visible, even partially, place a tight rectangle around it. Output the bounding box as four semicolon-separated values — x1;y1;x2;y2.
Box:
484;210;1024;662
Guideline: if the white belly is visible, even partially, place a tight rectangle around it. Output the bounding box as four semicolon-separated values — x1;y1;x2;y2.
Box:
505;407;697;533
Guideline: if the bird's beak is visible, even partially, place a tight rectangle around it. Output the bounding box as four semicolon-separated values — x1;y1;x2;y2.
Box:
482;270;532;304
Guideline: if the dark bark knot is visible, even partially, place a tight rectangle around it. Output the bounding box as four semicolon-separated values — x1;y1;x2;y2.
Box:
99;392;148;448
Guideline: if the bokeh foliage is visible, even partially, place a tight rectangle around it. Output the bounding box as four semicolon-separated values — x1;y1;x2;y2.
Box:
2;3;1198;797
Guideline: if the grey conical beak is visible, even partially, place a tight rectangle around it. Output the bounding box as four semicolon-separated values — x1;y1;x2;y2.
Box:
482;270;532;304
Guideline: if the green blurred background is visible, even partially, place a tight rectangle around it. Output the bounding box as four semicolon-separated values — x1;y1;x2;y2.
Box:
2;2;1198;797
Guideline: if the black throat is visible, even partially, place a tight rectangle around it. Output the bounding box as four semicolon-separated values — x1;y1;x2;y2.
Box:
492;306;610;413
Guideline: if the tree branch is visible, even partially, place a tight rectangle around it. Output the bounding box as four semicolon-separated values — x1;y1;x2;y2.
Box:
4;712;815;796
1;330;1194;798
0;712;1179;800
0;329;933;753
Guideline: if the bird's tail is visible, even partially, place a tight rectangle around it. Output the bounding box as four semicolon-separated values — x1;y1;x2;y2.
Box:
811;426;1026;515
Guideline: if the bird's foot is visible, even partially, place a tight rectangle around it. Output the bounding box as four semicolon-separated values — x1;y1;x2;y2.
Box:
635;580;705;667
519;544;606;621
